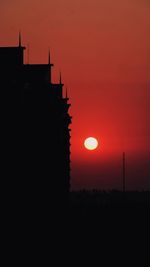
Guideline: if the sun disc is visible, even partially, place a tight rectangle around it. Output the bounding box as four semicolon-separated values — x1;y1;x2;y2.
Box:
84;137;98;150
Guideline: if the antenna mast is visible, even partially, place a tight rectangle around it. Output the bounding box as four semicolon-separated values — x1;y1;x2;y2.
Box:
123;152;126;193
27;44;30;64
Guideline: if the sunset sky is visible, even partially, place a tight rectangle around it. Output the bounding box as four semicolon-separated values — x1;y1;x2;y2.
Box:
1;0;150;190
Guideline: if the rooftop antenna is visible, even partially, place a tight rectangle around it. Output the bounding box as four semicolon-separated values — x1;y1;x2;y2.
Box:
123;152;126;193
48;49;50;65
19;31;21;47
27;44;30;64
59;71;62;84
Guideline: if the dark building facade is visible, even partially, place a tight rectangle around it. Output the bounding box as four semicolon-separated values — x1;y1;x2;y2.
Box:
1;36;71;210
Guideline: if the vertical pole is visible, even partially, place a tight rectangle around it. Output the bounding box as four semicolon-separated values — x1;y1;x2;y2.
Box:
27;44;29;64
19;31;21;47
123;152;125;193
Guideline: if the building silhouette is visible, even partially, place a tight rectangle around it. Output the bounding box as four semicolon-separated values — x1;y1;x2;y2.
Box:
1;35;71;210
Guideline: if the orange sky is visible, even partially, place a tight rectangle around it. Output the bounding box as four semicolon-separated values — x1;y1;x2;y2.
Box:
1;0;150;190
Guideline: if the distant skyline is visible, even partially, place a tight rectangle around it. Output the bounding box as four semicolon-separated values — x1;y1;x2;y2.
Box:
1;0;150;190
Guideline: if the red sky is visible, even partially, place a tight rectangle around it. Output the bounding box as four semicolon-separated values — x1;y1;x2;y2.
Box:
1;0;150;190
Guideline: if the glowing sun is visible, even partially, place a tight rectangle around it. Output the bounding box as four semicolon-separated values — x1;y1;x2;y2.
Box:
84;137;98;150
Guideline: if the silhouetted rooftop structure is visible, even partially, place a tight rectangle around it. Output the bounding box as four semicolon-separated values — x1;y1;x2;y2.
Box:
1;35;71;211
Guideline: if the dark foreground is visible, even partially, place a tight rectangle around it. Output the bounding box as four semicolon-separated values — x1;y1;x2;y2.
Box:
3;190;150;264
67;190;150;259
69;190;150;225
69;189;150;209
68;190;150;233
